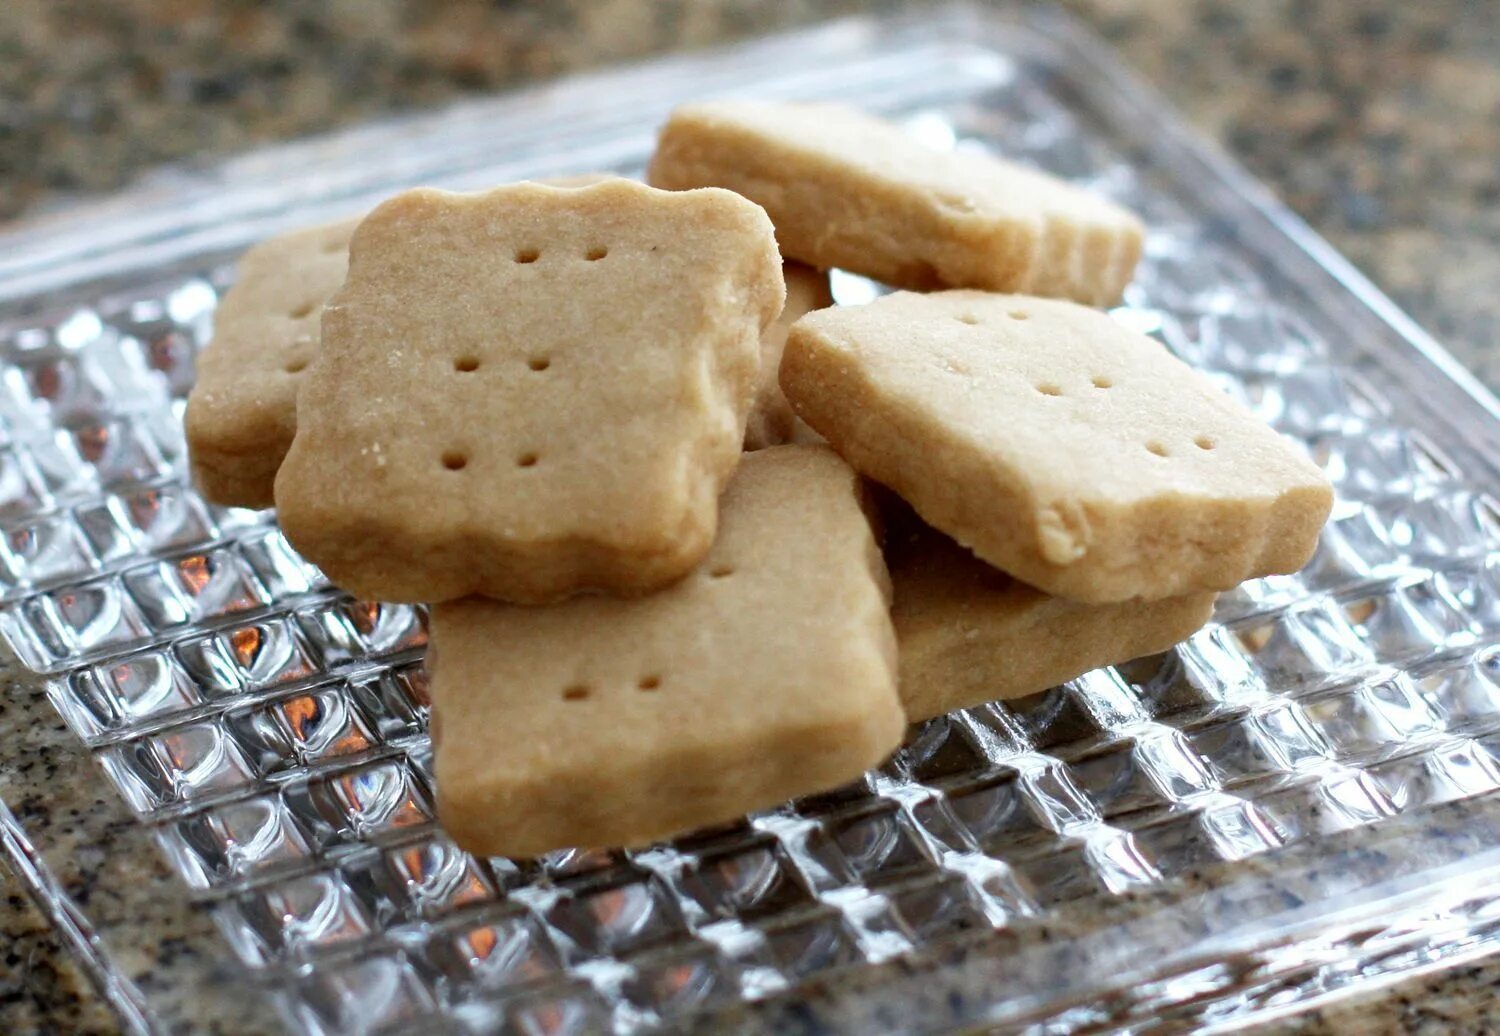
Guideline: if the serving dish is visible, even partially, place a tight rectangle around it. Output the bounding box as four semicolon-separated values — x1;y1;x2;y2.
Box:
3;6;1500;1032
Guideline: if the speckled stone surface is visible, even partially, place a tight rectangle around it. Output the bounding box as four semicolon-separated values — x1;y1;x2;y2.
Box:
1257;962;1500;1036
1;2;1498;1033
1;885;116;1035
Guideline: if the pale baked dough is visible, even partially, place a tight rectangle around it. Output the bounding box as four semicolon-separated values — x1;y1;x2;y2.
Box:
744;262;832;450
186;176;614;509
274;178;784;604
782;289;1333;602
428;445;903;857
889;515;1216;721
648;100;1143;305
186;217;359;508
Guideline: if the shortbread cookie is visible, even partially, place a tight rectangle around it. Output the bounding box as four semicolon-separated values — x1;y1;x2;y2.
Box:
889;516;1215;721
429;445;903;857
744;262;832;450
186;176;611;509
782;290;1334;603
186;217;360;508
275;179;784;604
648;101;1143;305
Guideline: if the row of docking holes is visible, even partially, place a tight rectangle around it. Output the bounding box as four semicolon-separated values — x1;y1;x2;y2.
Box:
1034;374;1217;457
515;245;608;264
285;351;552;379
561;675;656;702
556;568;735;703
276;241;605;369
281;349;552;379
954;311;1217;458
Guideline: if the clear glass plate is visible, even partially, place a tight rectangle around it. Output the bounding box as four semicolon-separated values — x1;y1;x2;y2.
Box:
4;5;1500;1034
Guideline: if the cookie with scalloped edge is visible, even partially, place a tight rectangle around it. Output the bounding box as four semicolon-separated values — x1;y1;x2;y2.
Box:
275;178;783;603
649;100;1142;305
187;175;614;509
781;289;1333;602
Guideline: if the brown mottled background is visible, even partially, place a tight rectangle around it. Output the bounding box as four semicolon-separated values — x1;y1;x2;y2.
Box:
2;1;1498;1032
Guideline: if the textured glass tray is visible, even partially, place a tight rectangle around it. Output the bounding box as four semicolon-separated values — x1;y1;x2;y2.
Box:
4;5;1500;1034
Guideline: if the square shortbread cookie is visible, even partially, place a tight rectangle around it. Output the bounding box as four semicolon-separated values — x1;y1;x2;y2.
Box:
648;100;1143;305
888;514;1216;722
744;262;832;450
428;445;903;858
781;290;1334;603
186;176;613;509
274;179;784;604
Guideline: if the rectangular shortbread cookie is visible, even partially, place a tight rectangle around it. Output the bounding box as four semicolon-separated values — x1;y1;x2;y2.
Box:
428;445;904;858
186;176;612;510
889;516;1216;722
744;262;832;450
782;290;1334;603
648;100;1144;305
274;179;784;604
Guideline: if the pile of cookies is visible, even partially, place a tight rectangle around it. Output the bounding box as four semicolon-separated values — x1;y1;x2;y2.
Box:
185;101;1333;859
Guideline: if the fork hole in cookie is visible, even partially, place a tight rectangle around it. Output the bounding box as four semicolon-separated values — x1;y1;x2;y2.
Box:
1008;310;1029;321
528;356;551;372
284;359;308;374
1036;382;1062;396
454;356;480;373
585;246;608;261
637;675;661;692
561;684;590;702
955;314;980;325
709;565;734;579
289;301;315;319
1146;441;1169;457
441;451;468;471
514;248;540;264
1091;375;1113;389
516;452;539;468
1195;435;1216;451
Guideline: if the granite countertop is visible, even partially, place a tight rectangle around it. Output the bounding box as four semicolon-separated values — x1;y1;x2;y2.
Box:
2;1;1498;1032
